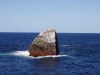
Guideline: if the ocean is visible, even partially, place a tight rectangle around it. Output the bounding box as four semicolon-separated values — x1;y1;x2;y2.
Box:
0;33;100;75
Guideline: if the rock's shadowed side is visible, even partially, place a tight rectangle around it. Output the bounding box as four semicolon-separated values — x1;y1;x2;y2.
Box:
29;29;59;57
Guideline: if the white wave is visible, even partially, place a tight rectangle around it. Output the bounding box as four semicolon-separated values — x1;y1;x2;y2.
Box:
34;55;68;59
11;50;69;59
60;45;70;47
12;51;30;57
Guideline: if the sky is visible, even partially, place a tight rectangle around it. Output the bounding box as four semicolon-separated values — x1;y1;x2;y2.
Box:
0;0;100;33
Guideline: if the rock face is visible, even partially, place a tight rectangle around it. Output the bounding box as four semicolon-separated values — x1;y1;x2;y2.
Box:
29;29;59;57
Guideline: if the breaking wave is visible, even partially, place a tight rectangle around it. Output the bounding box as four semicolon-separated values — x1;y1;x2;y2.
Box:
11;51;69;59
0;50;74;59
12;51;30;57
60;45;70;47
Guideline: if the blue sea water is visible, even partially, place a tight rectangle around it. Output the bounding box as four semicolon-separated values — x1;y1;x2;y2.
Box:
0;33;100;75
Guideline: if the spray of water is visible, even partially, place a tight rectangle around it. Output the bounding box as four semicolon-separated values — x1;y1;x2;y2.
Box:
11;51;68;59
0;50;74;59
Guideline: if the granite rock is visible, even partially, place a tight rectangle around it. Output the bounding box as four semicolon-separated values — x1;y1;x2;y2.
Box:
29;29;59;57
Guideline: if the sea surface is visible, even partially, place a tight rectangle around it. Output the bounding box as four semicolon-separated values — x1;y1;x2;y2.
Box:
0;33;100;75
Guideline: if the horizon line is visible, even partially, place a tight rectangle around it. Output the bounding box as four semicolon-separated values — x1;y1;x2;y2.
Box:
0;31;100;34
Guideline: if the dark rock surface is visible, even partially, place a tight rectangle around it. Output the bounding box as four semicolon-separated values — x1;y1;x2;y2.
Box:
29;29;59;57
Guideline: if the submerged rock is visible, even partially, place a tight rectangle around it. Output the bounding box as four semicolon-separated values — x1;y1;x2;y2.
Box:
29;29;59;57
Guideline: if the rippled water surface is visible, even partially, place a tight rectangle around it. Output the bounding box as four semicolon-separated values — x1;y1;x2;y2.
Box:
0;33;100;75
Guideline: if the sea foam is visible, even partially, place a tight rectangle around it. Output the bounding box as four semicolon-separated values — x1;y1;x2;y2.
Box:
0;50;73;59
11;50;69;59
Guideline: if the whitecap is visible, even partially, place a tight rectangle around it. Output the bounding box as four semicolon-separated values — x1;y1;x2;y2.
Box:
60;45;70;47
11;50;70;59
0;50;74;59
12;51;30;57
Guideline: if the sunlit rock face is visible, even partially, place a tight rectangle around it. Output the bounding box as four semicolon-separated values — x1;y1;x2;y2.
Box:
29;29;59;57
